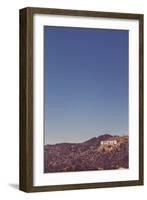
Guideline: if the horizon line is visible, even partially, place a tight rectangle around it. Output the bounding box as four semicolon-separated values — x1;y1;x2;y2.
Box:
44;133;128;145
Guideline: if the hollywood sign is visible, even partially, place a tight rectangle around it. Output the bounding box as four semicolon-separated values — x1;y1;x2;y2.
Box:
100;140;117;146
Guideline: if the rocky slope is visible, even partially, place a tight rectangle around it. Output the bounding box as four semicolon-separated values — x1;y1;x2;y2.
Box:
44;134;128;173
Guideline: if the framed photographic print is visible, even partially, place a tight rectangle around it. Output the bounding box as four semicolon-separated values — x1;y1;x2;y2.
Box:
19;7;144;192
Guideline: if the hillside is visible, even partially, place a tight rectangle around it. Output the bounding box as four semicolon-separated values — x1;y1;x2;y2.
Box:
44;134;128;173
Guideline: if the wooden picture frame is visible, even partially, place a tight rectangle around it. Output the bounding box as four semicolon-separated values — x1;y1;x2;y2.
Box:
19;7;144;192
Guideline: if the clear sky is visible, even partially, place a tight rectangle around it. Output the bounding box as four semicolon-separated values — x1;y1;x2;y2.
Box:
44;26;128;145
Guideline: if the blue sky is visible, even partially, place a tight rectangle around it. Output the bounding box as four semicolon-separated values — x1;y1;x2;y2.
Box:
44;26;128;144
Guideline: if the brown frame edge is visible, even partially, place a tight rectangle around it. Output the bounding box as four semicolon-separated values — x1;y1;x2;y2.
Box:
19;7;144;193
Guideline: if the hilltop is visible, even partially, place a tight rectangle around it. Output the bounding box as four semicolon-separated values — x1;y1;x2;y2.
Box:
44;134;128;173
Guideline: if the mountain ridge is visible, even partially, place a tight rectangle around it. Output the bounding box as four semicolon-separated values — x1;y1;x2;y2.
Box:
44;134;128;173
